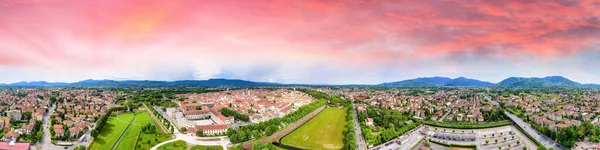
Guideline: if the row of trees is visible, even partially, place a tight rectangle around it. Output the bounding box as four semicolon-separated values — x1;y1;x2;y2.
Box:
147;104;175;133
221;108;250;122
343;103;357;150
91;106;126;137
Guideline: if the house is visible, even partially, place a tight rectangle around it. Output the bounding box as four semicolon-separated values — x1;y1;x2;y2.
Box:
20;124;33;134
2;131;19;142
445;114;454;121
477;115;484;122
365;118;374;126
0;141;30;150
69;127;82;138
556;124;569;130
6;110;22;121
191;124;228;136
542;119;556;130
224;116;234;124
55;129;65;137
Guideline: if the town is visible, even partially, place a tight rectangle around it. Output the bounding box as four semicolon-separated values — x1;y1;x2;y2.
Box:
0;85;598;150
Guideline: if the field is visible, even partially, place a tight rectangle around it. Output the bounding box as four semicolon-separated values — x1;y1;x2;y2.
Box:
89;112;136;150
190;145;224;150
157;140;188;150
281;108;347;149
90;110;173;150
116;111;158;150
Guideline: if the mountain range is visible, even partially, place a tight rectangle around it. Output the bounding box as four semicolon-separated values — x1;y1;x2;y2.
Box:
0;79;280;87
379;77;494;87
0;76;598;88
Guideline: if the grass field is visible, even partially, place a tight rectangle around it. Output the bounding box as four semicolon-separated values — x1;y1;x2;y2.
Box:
89;112;136;150
190;145;224;150
281;108;347;149
157;140;188;150
115;111;156;150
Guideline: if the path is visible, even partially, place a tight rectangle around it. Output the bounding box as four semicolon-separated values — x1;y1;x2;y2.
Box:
352;104;366;150
111;112;137;150
143;103;169;133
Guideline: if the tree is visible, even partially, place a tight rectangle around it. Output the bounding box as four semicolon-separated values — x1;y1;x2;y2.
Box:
91;130;99;137
180;127;187;133
486;140;489;144
196;129;204;137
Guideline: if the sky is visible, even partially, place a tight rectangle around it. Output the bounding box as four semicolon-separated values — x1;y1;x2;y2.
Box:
1;0;600;84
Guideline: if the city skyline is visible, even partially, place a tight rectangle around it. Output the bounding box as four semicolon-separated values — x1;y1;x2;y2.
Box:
1;0;599;84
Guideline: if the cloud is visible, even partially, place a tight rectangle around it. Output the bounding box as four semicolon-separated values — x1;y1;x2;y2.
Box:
0;0;599;83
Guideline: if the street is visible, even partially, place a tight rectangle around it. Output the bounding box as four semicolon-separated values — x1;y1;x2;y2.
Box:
353;104;367;150
39;104;70;150
38;104;92;150
504;110;566;150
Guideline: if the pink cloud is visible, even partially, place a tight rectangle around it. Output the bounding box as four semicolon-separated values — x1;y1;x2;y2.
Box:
0;0;599;83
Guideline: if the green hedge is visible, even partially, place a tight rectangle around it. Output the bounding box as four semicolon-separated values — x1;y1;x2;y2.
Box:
429;139;476;148
422;120;511;129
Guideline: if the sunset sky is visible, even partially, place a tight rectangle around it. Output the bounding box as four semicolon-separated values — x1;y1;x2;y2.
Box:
1;0;599;84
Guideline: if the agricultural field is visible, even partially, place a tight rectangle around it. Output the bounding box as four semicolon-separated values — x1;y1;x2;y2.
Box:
89;112;136;150
281;108;347;149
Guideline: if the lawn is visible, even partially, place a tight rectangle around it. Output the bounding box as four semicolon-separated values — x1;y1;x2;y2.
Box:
281;108;347;149
157;140;188;150
190;145;224;150
116;111;155;150
89;112;136;150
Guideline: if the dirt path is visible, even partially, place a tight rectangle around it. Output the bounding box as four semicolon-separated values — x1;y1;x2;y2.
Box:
242;106;326;149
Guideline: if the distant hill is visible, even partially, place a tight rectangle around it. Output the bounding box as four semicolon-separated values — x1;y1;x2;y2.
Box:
380;77;493;87
1;79;280;87
445;77;495;86
5;81;69;87
495;76;581;88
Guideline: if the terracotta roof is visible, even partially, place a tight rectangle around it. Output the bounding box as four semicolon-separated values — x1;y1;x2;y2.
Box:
0;142;30;150
194;124;228;131
3;131;18;139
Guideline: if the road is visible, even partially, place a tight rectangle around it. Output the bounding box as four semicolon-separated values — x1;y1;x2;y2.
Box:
353;104;366;150
504;110;566;150
39;104;71;150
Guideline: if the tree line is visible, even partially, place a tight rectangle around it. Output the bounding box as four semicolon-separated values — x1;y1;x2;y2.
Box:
221;108;250;122
343;102;357;150
90;106;127;137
